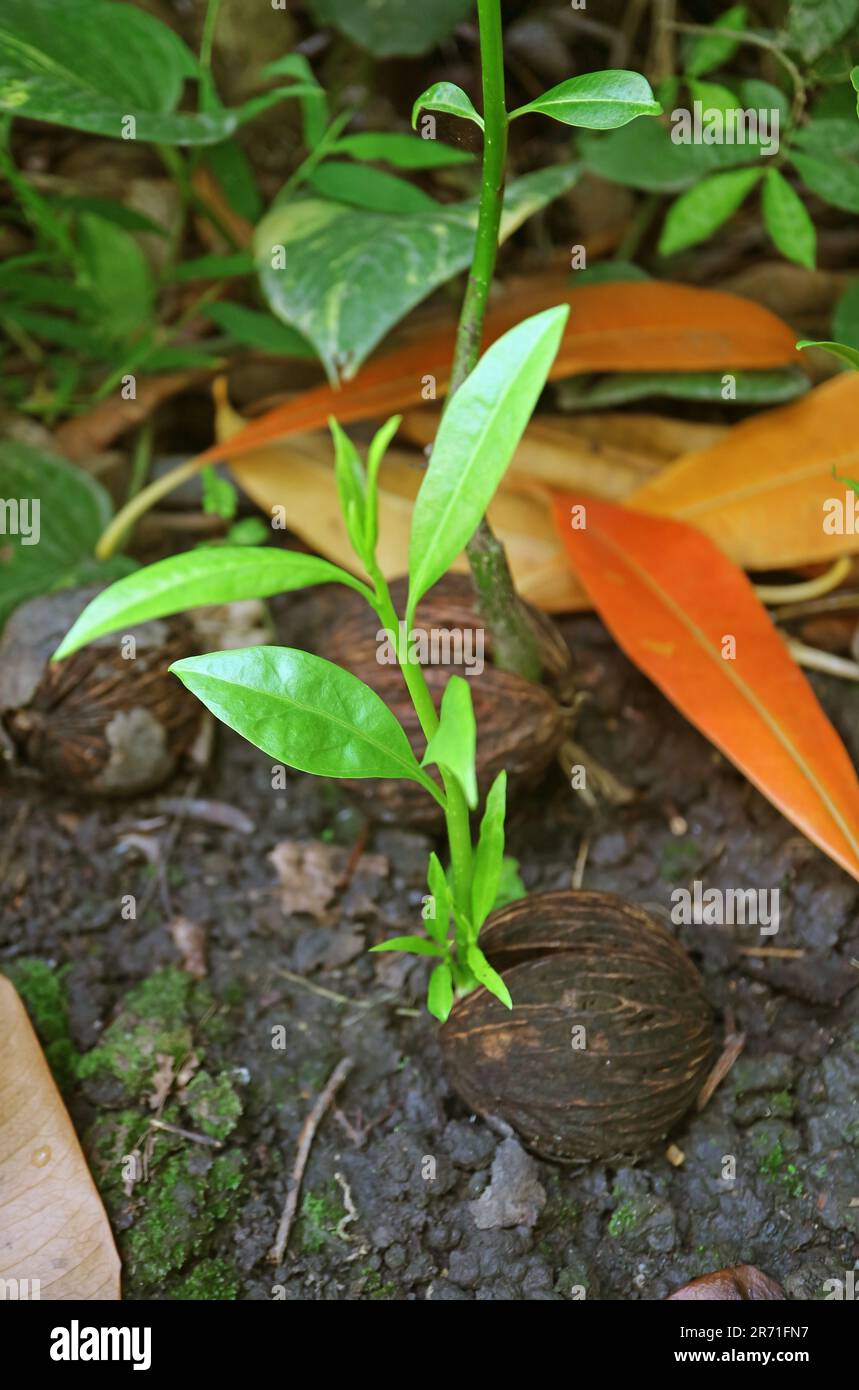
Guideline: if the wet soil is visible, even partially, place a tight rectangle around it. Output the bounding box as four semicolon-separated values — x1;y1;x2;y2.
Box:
2;588;858;1300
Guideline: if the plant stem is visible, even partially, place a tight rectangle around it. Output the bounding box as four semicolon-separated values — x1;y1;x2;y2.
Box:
449;0;543;682
199;0;223;110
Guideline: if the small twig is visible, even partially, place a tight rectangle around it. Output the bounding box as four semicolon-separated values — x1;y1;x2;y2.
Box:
571;836;590;891
150;1118;223;1148
333;1171;358;1241
697;1008;746;1112
277;967;372;1009
738;946;805;959
782;636;859;683
269;1057;354;1265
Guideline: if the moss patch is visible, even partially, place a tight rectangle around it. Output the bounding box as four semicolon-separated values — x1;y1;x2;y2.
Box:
4;958;78;1091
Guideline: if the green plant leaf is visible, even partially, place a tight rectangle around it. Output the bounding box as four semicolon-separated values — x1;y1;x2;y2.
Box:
426;851;452;945
578;118;764;194
511;70;660;128
407;307;568;617
739;79;790;127
307;161;438;213
471;770;507;932
466;944;512;1010
0;0;318;145
170;646;443;795
791;118;859;158
202;302;314;357
364;416;402;558
686;79;741;115
685;5;748;77
330;132;474;167
203;139;264;222
796;339;859;370
786;0;859;63
77;214;155;343
426;963;454;1023
421;675;477;809
556;367;809;410
0;441;132;629
659;166;762;255
369;936;446;957
52;548;374;660
166;252;254;283
761;168;816;268
790;150;859;214
255;164;578;383
260;54;327;148
308;0;474;57
329;419;368;563
411;82;484;131
201;468;238;521
493;856;527;912
833;279;859;348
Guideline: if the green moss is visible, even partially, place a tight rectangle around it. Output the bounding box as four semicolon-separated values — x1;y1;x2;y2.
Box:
184;1071;242;1141
4;958;78;1091
757;1140;804;1198
363;1271;398;1299
769;1090;794;1118
608;1200;642;1237
658;837;702;884
298;1187;344;1253
170;1258;239;1301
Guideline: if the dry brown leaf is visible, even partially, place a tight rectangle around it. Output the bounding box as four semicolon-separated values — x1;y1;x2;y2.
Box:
627;374;859;570
0;975;120;1299
53;369;210;462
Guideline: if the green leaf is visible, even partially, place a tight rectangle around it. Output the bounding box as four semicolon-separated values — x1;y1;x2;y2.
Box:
369;936;446;957
202;302;314;357
201;468;238;521
226;518;270;546
685;5;748;77
308;0;475;58
412;82;484;131
786;0;859;63
364;416;401;558
0;441;123;629
493;856;527;912
833;279;859;348
307;161;438;213
166;252;254;283
790;150;859;214
426;851;452;945
471;770;507;932
329;420;368;562
466;944;512;1010
255;163;578;383
739;79;790;128
427;963;454;1023
791;119;859;158
170;646;443;794
796;339;859;370
578;118;764;194
77;214;155;342
421;675;477;809
54;195;167;235
0;0;318;145
511;70;661;129
761;168;816;268
556;367;809;411
330;132;474;168
573;261;651;285
260;54;327;148
686;79;742;115
407;307;568;617
203;139;263;223
659;166;762;255
52;548;373;660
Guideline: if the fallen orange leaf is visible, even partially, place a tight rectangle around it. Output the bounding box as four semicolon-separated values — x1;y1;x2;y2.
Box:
0;975;121;1299
199;279;799;466
551;492;859;883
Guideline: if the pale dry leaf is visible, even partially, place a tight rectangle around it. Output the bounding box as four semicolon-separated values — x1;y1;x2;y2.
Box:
168;915;208;980
147;1053;175;1112
0;975;121;1300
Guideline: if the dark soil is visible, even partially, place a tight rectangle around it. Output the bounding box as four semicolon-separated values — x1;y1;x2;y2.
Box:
3;586;859;1301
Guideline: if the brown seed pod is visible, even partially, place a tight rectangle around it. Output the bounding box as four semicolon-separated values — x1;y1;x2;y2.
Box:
441;890;715;1164
0;586;200;796
317;574;569;828
667;1265;786;1300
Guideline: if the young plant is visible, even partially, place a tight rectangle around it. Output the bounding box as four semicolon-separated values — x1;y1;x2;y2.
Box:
52;303;569;1021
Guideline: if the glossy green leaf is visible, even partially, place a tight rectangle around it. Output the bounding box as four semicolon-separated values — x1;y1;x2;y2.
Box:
52;548;373;660
762;168;816;269
833;279;859;349
426;851;452;945
579;118;763;194
0;441;132;630
307;0;474;58
167;252;254;284
307;161;437;213
77;214;155;342
659;166;762;255
786;0;858;62
203;302;314;357
791;118;859;158
471;770;507;932
0;0;317;145
796;339;859;370
466;944;512;1010
686;79;741;115
556;367;809;411
369;935;446;957
412;82;484;131
511;70;660;129
331;132;473;167
170;646;443;794
685;5;748;77
739;79;790;127
255;164;578;383
790;150;859;214
365;416;402;557
421;675;477;809
329;419;368;562
407;307;567;617
427;963;454;1023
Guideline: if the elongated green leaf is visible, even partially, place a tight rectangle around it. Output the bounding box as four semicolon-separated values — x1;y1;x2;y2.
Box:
412;82;484;131
170;646;443;794
833;279;859;348
0;0;316;145
52;548;373;660
427;963;454;1022
466;944;512;1010
307;161;437;214
556;367;809;411
511;70;661;129
471;771;507;932
421;675;477;808
796;339;859;370
579;118;764;194
685;5;748;77
762;168;816;269
365;416;402;557
308;0;474;57
686;79;741;115
255;164;578;382
260;54;327;148
659;166;762;256
426;851;452;945
331;132;474;168
203;302;314;357
329;420;368;562
407;307;568;617
77;214;155;343
369;936;445;957
790;150;859;214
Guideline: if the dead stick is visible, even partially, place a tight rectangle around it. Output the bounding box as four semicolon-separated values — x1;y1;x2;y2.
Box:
269;1056;354;1265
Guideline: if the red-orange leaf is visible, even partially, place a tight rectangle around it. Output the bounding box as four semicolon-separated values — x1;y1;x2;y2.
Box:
551;492;859;883
198;280;798;467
